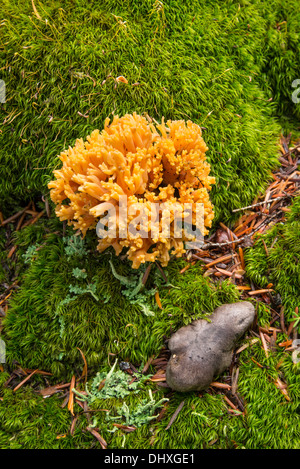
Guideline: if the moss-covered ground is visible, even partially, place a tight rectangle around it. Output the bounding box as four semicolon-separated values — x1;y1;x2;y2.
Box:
0;0;300;450
3;0;300;222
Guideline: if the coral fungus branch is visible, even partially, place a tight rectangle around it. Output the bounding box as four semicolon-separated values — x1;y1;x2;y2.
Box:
49;113;215;268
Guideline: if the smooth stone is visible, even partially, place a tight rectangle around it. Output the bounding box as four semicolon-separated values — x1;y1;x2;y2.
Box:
166;301;255;392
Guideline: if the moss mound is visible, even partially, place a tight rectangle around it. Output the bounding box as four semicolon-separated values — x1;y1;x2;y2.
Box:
2;220;240;378
2;336;300;449
1;0;294;223
245;194;300;324
1;0;300;450
254;0;300;121
0;372;96;449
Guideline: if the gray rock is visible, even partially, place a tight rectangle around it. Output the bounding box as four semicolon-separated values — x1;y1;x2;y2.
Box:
166;302;255;392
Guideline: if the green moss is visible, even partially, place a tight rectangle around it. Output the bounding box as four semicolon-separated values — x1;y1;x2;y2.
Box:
254;0;300;120
0;381;95;449
1;333;300;449
232;342;300;449
2;223;240;378
0;230;7;285
79;338;300;449
245;195;300;325
1;0;300;450
0;0;287;224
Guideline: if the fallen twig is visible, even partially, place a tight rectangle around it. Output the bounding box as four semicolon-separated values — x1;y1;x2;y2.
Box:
86;426;107;449
142;355;155;374
232;195;292;212
67;375;76;416
39;382;71;397
77;347;88;384
165;400;185;430
0;203;31;227
13;369;38;392
248;289;274;296
259;329;269;358
224;394;238;410
210;382;231;390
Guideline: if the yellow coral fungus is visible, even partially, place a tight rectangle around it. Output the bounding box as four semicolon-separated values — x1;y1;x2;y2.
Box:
48;113;215;268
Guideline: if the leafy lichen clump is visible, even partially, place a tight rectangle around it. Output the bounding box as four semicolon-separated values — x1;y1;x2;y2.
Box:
106;390;169;429
74;359;151;402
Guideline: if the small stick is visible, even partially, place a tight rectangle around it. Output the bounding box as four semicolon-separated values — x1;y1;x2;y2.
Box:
70;416;78;436
150;375;166;382
39;382;71;397
262;240;269;257
287;320;296;337
227;408;244;415
259;329;269;358
44;196;50;218
205;254;234;268
16;211;27;231
112;423;136;433
61;394;70;409
234;213;257;234
210;382;231;390
280;142;300;160
248;289;274;295
0;203;31;226
7;246;16;259
251;357;264;368
86;426;107;449
13;369;38;392
67;375;76;416
25;210;38;216
155;261;168;283
201;238;243;249
24;369;52;376
280;306;287;334
235;338;260;354
0;291;12;306
165;401;185;430
22;210;45;228
142;263;152;285
231;367;239;395
238;247;245;270
232;196;289;212
77;347;88;384
224;395;238;410
180;263;192;274
142;355;155;374
287;307;299;337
